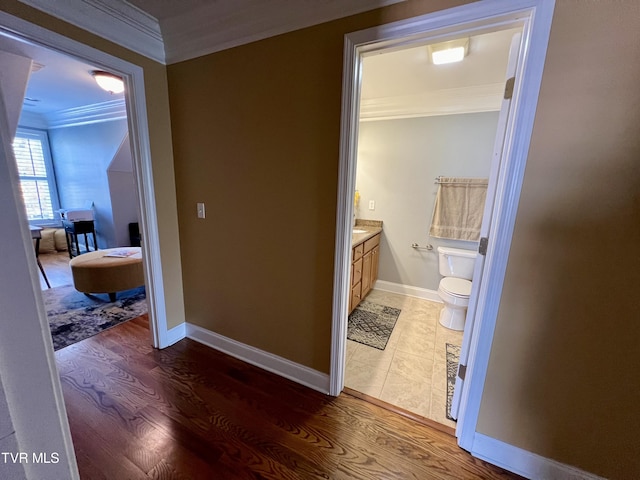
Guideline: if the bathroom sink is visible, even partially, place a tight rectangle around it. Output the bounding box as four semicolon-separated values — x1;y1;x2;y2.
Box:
352;229;368;234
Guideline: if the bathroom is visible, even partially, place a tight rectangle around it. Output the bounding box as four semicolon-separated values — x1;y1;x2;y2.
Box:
344;28;517;428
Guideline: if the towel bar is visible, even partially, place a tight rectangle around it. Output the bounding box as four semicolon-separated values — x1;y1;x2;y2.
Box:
411;243;433;250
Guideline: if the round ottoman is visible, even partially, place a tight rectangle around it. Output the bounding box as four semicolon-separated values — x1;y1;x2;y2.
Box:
70;247;144;301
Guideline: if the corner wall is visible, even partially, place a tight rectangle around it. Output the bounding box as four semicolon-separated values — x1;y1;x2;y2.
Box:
49;120;128;248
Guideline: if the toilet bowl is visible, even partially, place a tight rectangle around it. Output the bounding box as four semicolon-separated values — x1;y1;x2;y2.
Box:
437;247;477;331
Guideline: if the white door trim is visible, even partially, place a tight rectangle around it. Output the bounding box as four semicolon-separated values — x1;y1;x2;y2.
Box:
0;10;172;348
330;0;555;468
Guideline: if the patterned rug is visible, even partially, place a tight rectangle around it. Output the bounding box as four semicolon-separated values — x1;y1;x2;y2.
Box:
42;284;147;351
347;301;401;350
446;343;461;420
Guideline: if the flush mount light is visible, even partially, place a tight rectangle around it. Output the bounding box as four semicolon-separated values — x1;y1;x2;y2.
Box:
91;70;124;94
428;38;470;65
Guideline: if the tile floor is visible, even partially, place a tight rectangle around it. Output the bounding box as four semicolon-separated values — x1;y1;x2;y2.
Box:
345;289;463;428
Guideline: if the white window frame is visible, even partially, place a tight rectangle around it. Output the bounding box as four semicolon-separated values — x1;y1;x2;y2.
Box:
13;127;60;225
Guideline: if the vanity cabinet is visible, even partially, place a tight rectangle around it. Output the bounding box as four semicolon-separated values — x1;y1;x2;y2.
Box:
350;232;381;313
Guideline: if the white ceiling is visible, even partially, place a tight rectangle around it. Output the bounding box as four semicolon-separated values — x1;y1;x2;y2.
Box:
1;2;517;125
0;34;121;118
359;28;518;120
362;29;517;99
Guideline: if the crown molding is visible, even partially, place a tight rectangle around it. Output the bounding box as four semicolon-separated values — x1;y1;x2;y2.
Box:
18;0;405;65
360;83;504;121
43;98;127;129
161;0;406;64
18;0;165;63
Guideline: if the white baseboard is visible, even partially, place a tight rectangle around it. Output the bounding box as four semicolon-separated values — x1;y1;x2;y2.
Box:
164;322;186;347
186;323;331;395
472;433;605;480
374;280;442;303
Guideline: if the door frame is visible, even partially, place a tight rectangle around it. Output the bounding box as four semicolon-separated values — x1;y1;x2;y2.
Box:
0;11;172;348
330;0;554;453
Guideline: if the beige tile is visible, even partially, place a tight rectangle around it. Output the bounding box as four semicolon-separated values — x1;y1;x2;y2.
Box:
430;387;457;429
388;350;434;380
384;326;402;349
345;340;360;363
395;330;435;358
435;323;464;347
379;371;431;418
350;342;395;372
398;315;437;339
431;360;449;395
366;290;412;310
344;359;388;397
404;298;444;316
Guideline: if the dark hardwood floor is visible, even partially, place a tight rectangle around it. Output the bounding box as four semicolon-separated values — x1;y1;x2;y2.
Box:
55;316;520;479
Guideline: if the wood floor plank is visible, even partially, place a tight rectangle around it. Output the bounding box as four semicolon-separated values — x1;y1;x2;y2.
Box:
55;317;521;479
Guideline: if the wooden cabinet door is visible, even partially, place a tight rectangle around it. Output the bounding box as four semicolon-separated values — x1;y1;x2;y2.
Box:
350;282;362;312
361;251;372;298
352;257;362;287
371;245;380;285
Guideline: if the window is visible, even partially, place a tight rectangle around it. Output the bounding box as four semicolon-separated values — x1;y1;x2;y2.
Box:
12;128;59;223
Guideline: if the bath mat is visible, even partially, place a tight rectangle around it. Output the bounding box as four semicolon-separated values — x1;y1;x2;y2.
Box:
348;301;401;350
446;343;461;420
42;284;147;351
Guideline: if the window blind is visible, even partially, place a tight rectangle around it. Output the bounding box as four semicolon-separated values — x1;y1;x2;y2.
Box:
12;130;57;221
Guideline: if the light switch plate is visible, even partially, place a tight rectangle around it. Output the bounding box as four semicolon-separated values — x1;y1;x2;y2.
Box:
197;202;206;218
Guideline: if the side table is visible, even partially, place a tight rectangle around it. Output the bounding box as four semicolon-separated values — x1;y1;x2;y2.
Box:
63;220;98;258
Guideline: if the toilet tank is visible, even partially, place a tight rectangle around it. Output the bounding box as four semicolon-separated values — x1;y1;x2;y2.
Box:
437;246;477;280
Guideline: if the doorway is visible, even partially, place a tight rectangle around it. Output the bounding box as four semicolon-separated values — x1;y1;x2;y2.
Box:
343;27;518;429
330;0;555;457
2;37;145;340
0;12;173;348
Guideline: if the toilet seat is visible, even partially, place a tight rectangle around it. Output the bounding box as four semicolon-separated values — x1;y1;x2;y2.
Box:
440;277;472;297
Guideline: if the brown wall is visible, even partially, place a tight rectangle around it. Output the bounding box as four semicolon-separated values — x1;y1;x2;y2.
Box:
1;1;186;329
477;2;640;479
168;0;467;373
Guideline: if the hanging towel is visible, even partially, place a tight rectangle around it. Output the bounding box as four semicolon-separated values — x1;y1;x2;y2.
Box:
429;177;488;241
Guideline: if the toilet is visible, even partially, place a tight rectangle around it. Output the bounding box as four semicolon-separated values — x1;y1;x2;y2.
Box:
437;246;477;331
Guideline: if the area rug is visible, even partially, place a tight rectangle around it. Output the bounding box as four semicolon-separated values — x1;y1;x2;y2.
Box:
347;301;401;350
446;343;461;420
42;284;147;351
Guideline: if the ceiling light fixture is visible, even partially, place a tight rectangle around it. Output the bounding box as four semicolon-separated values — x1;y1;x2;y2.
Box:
428;38;470;65
91;70;124;94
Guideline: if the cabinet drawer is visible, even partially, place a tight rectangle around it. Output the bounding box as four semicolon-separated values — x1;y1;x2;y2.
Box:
351;258;362;286
352;243;364;261
364;233;380;253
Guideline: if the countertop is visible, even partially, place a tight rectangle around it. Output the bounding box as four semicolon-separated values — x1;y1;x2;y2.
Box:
351;221;382;247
